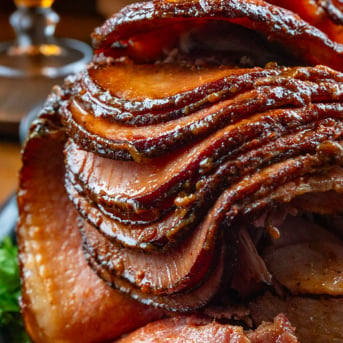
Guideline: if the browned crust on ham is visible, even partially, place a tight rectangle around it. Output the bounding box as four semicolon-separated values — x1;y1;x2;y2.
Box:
92;0;343;71
17;0;343;341
61;66;343;161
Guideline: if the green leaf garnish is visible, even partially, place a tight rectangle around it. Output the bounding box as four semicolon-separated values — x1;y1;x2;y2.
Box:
0;236;30;342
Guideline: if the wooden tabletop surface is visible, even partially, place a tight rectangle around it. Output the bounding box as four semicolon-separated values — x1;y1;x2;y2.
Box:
0;12;104;206
0;140;21;204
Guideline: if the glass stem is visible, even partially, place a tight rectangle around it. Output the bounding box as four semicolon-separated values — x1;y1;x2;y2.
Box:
9;6;60;55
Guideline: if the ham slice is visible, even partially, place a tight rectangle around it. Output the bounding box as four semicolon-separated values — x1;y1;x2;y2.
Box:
262;210;343;296
16;0;343;341
84;243;227;313
116;314;299;343
267;0;343;43
116;315;251;343
62;65;343;160
17;112;162;343
250;292;343;343
246;314;298;343
65;106;343;217
92;0;343;71
79;212;222;296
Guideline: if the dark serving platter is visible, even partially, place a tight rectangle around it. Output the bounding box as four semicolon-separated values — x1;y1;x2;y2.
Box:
0;194;18;243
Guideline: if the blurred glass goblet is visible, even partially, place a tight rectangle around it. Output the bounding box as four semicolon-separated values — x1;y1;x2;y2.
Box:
0;0;92;78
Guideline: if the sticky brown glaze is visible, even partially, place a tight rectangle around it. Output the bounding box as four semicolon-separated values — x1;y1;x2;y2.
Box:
61;65;343;161
17;110;163;343
267;0;343;42
17;0;343;340
115;314;299;343
91;0;343;71
64;117;343;250
236;165;343;222
77;146;343;310
83;227;228;312
116;315;250;343
79;63;264;125
66;112;343;221
79;208;221;296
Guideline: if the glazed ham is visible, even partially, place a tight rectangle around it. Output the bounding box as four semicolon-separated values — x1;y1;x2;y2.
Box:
116;314;299;343
16;112;163;343
17;0;343;342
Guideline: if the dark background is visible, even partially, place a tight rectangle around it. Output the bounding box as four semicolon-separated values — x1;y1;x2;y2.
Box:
0;0;105;137
0;0;104;45
0;0;98;15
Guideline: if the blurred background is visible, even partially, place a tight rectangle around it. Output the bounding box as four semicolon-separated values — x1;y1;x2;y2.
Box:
0;0;137;16
0;0;138;206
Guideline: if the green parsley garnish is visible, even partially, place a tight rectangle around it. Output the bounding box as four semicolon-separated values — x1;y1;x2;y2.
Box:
0;236;30;342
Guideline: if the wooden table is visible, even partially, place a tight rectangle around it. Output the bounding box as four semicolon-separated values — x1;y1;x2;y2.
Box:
0;140;21;204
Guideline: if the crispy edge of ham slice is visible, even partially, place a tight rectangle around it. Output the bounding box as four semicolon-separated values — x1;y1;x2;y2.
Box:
266;0;343;43
91;0;343;71
115;315;250;343
76;142;343;309
16;116;163;343
238;164;343;222
62;79;343;161
115;313;299;343
79;65;279;124
63;117;342;251
65;116;343;222
79;211;218;295
85;62;251;106
65;177;190;249
82;225;227;312
79;64;343;126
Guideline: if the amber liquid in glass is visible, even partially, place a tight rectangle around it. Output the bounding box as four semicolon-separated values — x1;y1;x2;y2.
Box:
14;0;55;7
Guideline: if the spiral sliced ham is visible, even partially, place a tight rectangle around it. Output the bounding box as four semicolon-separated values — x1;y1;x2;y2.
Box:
62;65;343;160
91;0;343;69
267;0;343;43
17;0;343;342
16;110;163;343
